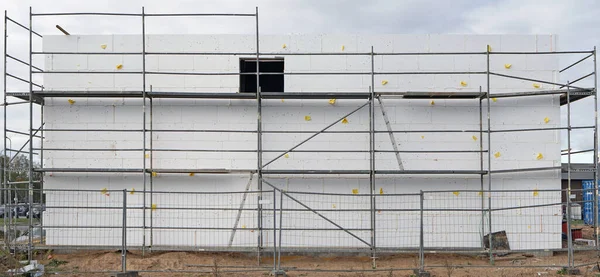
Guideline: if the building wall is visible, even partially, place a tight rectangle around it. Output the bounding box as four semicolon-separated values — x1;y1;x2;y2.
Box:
42;34;561;250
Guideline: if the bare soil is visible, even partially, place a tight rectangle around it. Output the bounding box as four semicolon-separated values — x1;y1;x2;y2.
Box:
20;225;600;276
32;249;600;277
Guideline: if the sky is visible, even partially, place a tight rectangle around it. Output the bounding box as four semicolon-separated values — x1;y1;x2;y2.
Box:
0;0;599;163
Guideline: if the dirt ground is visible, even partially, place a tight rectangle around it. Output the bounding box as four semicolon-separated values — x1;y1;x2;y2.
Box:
9;225;600;276
27;249;599;277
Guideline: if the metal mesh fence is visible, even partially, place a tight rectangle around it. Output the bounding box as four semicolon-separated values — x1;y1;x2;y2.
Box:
0;187;597;274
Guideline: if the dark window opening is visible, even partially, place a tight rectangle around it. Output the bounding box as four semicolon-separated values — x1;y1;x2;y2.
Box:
240;58;284;93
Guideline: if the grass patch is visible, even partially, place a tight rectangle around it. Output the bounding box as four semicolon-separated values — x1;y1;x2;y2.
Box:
47;259;68;268
570;219;585;226
0;218;40;225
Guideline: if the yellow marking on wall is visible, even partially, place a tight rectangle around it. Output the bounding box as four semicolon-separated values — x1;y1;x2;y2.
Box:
536;153;544;160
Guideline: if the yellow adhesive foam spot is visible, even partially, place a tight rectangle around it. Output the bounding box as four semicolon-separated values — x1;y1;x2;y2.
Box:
151;172;157;177
189;172;195;176
130;188;135;195
341;45;345;51
284;153;290;158
329;98;336;105
492;98;497;102
100;188;108;195
281;99;284;102
504;64;512;69
421;135;425;139
472;135;478;141
352;188;359;194
282;44;287;49
487;45;492;52
533;189;539;197
379;188;384;195
381;80;388;86
100;44;107;49
68;99;76;105
430;100;435;105
116;64;123;70
151;204;157;211
544;117;550;124
536;153;544;160
332;204;336;209
494;152;501;158
453;191;460;196
242;224;246;228
533;83;541;89
460;81;468;87
304;115;311;121
478;191;483;196
341;118;348;124
145;153;150;158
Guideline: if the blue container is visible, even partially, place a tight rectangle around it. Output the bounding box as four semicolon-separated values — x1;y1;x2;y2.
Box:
582;180;597;225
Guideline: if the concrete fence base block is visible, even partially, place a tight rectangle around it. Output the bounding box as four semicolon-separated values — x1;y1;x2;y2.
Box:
270;269;287;276
110;272;139;277
413;269;431;277
528;250;554;257
566;268;581;275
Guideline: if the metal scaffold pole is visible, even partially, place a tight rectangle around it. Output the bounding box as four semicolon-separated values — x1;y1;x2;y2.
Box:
2;10;8;249
369;45;376;269
255;6;262;265
141;6;147;256
486;45;493;265
272;188;276;271
593;47;599;250
27;6;34;262
419;190;425;273
479;86;485;250
566;81;573;268
149;86;154;250
122;189;127;272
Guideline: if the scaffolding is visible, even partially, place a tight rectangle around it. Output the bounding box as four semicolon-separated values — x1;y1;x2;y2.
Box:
1;6;599;275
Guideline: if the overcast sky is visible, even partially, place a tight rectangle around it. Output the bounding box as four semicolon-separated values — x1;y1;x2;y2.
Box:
1;0;599;163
